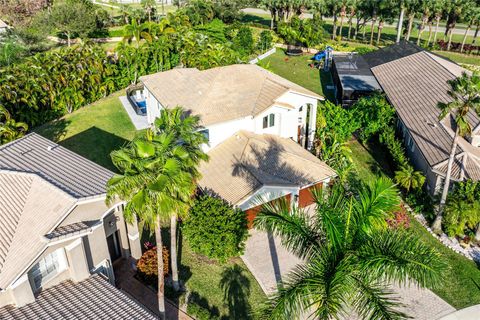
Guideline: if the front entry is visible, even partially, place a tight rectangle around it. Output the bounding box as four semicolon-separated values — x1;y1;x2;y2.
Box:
106;230;122;262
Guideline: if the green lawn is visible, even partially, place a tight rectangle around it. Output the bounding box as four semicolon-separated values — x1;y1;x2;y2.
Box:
434;50;480;66
261;49;335;100
349;137;480;309
179;239;266;319
34;91;137;171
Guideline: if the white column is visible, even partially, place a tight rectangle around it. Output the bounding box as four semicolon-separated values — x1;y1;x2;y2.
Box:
65;238;90;283
308;103;318;150
10;274;35;307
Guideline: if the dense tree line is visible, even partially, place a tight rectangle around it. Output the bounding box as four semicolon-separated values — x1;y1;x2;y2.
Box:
261;0;480;50
0;11;243;129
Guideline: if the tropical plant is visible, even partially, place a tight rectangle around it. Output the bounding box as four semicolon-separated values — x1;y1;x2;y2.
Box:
257;30;273;52
394;164;426;192
136;246;170;286
0;104;28;145
183;194;249;262
233;26;254;55
351;94;396;142
106;130;197;319
254;178;447;319
151;106;208;291
443;196;480;237
44;0;97;46
432;72;480;234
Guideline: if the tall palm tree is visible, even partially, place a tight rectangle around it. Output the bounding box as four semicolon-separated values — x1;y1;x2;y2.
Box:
151;106;208;292
255;178;446;319
432;72;480;233
106;132;196;320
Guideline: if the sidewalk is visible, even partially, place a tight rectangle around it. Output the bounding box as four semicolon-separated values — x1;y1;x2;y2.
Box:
114;258;193;320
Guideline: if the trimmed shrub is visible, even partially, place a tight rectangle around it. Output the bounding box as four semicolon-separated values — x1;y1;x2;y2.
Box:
257;30;273;52
234;26;254;55
183;194;248;262
136;246;169;286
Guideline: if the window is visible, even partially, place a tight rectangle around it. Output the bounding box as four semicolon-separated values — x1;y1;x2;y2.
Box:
269;114;275;126
28;248;67;292
263;114;275;129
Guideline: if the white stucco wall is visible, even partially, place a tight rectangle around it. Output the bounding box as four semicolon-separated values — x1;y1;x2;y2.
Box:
144;86;319;150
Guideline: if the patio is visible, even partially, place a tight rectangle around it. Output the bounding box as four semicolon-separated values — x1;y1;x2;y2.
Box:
119;95;149;130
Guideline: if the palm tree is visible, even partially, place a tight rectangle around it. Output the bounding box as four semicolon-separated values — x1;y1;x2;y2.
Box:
254;178;446;319
432;72;480;234
394;164;426;192
151;106;208;292
0;104;28;145
123;18;152;48
141;0;156;23
106;132;196;320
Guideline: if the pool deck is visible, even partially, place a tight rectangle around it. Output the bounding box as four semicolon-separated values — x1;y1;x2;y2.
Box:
119;96;150;130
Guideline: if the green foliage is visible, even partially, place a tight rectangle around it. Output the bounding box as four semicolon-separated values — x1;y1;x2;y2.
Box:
0;38;26;67
46;0;97;44
257;30;273;52
194;18;227;42
444;197;480;237
394;165;426;192
351;94;396;142
136;246;170;285
233;26;254;55
277;15;325;47
183;194;248;263
254;177;447;319
318;101;359;143
443;180;480;237
354;46;377;55
0;11;242;129
0;104;28;145
379;127;408;168
187;291;220;320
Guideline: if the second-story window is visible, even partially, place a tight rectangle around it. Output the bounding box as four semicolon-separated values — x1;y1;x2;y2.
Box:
28;248;68;292
263;114;275;129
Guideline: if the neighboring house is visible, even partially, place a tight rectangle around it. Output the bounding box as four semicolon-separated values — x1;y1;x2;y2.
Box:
0;133;143;310
364;42;480;195
138;64;336;224
0;274;156;319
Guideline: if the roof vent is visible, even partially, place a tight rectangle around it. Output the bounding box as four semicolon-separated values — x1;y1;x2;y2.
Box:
426;121;437;128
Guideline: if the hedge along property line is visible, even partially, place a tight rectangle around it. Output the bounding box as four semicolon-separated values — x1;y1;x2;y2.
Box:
404;202;480;263
249;47;277;64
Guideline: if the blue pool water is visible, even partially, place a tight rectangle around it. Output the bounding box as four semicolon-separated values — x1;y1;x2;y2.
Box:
136;100;147;113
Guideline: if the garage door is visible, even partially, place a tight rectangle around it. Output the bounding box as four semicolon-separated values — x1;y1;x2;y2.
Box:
298;182;323;208
244;194;291;229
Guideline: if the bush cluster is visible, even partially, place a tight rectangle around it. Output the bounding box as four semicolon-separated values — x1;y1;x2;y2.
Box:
183;194;248;263
136;246;170;286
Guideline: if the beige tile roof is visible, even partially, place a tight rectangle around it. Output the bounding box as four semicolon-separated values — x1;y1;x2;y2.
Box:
198;131;336;205
434;153;480;181
0;171;76;289
0;20;7;29
140;64;323;126
0;274;157;319
371;51;480;182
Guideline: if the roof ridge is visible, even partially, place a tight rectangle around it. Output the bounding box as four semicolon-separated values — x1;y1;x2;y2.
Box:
422;51;460;79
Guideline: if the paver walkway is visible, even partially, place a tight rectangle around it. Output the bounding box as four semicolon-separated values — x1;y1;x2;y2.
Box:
119;96;150;130
242;228;455;320
114;258;193;320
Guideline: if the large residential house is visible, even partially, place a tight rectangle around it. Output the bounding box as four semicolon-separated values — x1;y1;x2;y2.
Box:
332;42;480;195
0;134;146;316
364;43;480;195
139;64;336;224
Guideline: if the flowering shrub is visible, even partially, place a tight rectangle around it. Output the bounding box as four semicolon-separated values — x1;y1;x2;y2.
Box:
386;207;410;229
136;247;169;286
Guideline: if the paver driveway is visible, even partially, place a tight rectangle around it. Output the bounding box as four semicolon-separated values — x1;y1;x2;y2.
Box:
242;228;455;320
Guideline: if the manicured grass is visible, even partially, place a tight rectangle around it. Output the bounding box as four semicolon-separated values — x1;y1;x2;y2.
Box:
349;137;480;309
179;239;267;319
434;50;480;66
35;91;137;171
261;49;335;100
